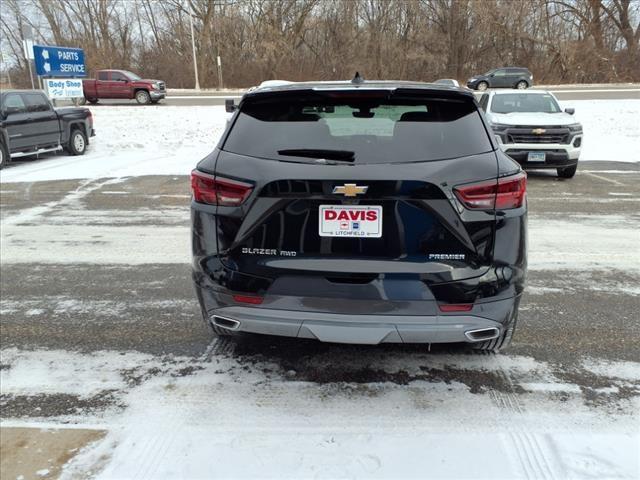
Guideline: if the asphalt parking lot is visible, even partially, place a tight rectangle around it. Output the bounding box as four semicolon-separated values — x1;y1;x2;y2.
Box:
1;162;638;371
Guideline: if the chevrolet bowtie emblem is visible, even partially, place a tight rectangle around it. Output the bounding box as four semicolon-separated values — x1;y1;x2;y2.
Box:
532;128;546;134
333;184;368;197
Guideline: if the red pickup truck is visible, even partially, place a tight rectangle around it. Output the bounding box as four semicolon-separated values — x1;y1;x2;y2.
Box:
82;70;166;105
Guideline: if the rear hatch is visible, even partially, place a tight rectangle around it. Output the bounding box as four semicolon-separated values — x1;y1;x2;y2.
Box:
206;88;499;290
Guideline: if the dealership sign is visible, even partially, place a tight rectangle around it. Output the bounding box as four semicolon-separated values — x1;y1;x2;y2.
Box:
33;45;86;77
45;79;84;99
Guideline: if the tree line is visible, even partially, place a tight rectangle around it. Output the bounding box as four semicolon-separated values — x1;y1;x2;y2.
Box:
1;0;638;89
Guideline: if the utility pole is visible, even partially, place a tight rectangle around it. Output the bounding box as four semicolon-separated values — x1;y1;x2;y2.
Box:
187;1;200;91
22;25;35;89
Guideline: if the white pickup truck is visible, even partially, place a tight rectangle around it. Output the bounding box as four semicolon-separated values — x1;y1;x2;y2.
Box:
478;90;583;178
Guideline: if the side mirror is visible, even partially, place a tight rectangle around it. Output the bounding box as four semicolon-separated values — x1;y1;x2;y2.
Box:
564;108;575;115
225;99;237;113
489;73;494;77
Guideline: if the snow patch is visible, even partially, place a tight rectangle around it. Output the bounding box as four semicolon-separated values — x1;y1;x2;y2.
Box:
570;99;640;162
1;347;638;479
581;359;640;382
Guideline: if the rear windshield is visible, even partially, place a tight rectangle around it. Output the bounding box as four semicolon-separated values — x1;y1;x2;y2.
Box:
223;92;493;163
491;93;561;114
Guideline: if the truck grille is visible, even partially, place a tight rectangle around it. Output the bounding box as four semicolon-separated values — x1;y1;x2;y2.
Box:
158;82;166;91
507;127;570;144
509;133;568;144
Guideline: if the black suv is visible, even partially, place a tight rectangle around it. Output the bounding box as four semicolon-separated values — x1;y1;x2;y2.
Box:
467;68;533;91
191;79;527;351
0;90;94;169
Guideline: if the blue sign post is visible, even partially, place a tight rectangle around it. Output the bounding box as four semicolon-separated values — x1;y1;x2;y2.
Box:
33;45;86;77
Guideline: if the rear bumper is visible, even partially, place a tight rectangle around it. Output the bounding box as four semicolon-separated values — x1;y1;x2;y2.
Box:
193;276;520;345
205;302;515;344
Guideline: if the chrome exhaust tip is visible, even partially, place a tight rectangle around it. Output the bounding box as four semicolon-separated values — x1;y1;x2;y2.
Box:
464;327;500;342
211;315;241;331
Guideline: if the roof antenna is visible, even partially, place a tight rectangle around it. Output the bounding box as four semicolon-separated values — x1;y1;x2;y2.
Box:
351;72;364;84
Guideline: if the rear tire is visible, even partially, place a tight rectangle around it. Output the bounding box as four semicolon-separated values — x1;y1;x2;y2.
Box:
67;128;87;156
477;81;489;91
135;90;151;104
472;314;518;353
557;164;577;178
78;98;87;105
87;98;99;104
516;80;528;89
0;141;8;169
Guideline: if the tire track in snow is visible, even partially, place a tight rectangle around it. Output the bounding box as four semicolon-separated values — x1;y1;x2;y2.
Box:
490;359;560;480
1;177;119;227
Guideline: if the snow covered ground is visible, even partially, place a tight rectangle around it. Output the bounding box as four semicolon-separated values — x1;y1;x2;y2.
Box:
1;346;637;479
0;99;638;184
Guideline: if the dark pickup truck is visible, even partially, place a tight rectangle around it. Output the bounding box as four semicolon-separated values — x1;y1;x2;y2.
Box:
82;69;166;104
0;89;95;169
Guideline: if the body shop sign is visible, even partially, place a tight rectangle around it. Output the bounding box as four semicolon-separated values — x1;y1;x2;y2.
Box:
45;79;84;99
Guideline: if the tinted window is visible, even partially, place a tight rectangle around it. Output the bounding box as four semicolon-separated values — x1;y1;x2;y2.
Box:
2;94;27;114
491;93;561;114
22;93;51;112
224;92;492;163
493;70;508;77
98;71;109;81
111;72;128;81
121;71;141;80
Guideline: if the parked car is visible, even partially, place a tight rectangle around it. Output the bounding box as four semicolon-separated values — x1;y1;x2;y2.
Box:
82;70;166;105
467;67;533;91
478;90;582;178
191;78;527;351
433;78;460;87
0;89;95;169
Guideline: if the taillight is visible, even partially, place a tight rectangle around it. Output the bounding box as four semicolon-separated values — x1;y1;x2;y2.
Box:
439;303;473;312
191;170;253;206
232;294;263;305
454;172;526;210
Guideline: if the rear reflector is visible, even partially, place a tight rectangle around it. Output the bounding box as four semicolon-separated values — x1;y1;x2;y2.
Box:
454;172;526;210
439;303;473;312
191;170;253;206
232;294;264;305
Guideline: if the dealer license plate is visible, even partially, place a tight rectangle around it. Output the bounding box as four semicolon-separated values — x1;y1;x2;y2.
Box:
319;205;382;238
527;152;546;163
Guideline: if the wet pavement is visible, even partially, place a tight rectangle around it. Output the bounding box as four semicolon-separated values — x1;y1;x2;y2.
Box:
1;161;639;419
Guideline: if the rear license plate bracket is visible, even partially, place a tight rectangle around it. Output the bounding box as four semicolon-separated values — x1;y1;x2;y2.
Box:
319;205;382;238
527;152;546;163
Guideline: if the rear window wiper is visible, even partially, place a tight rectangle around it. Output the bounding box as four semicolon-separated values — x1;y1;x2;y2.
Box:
277;149;355;162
